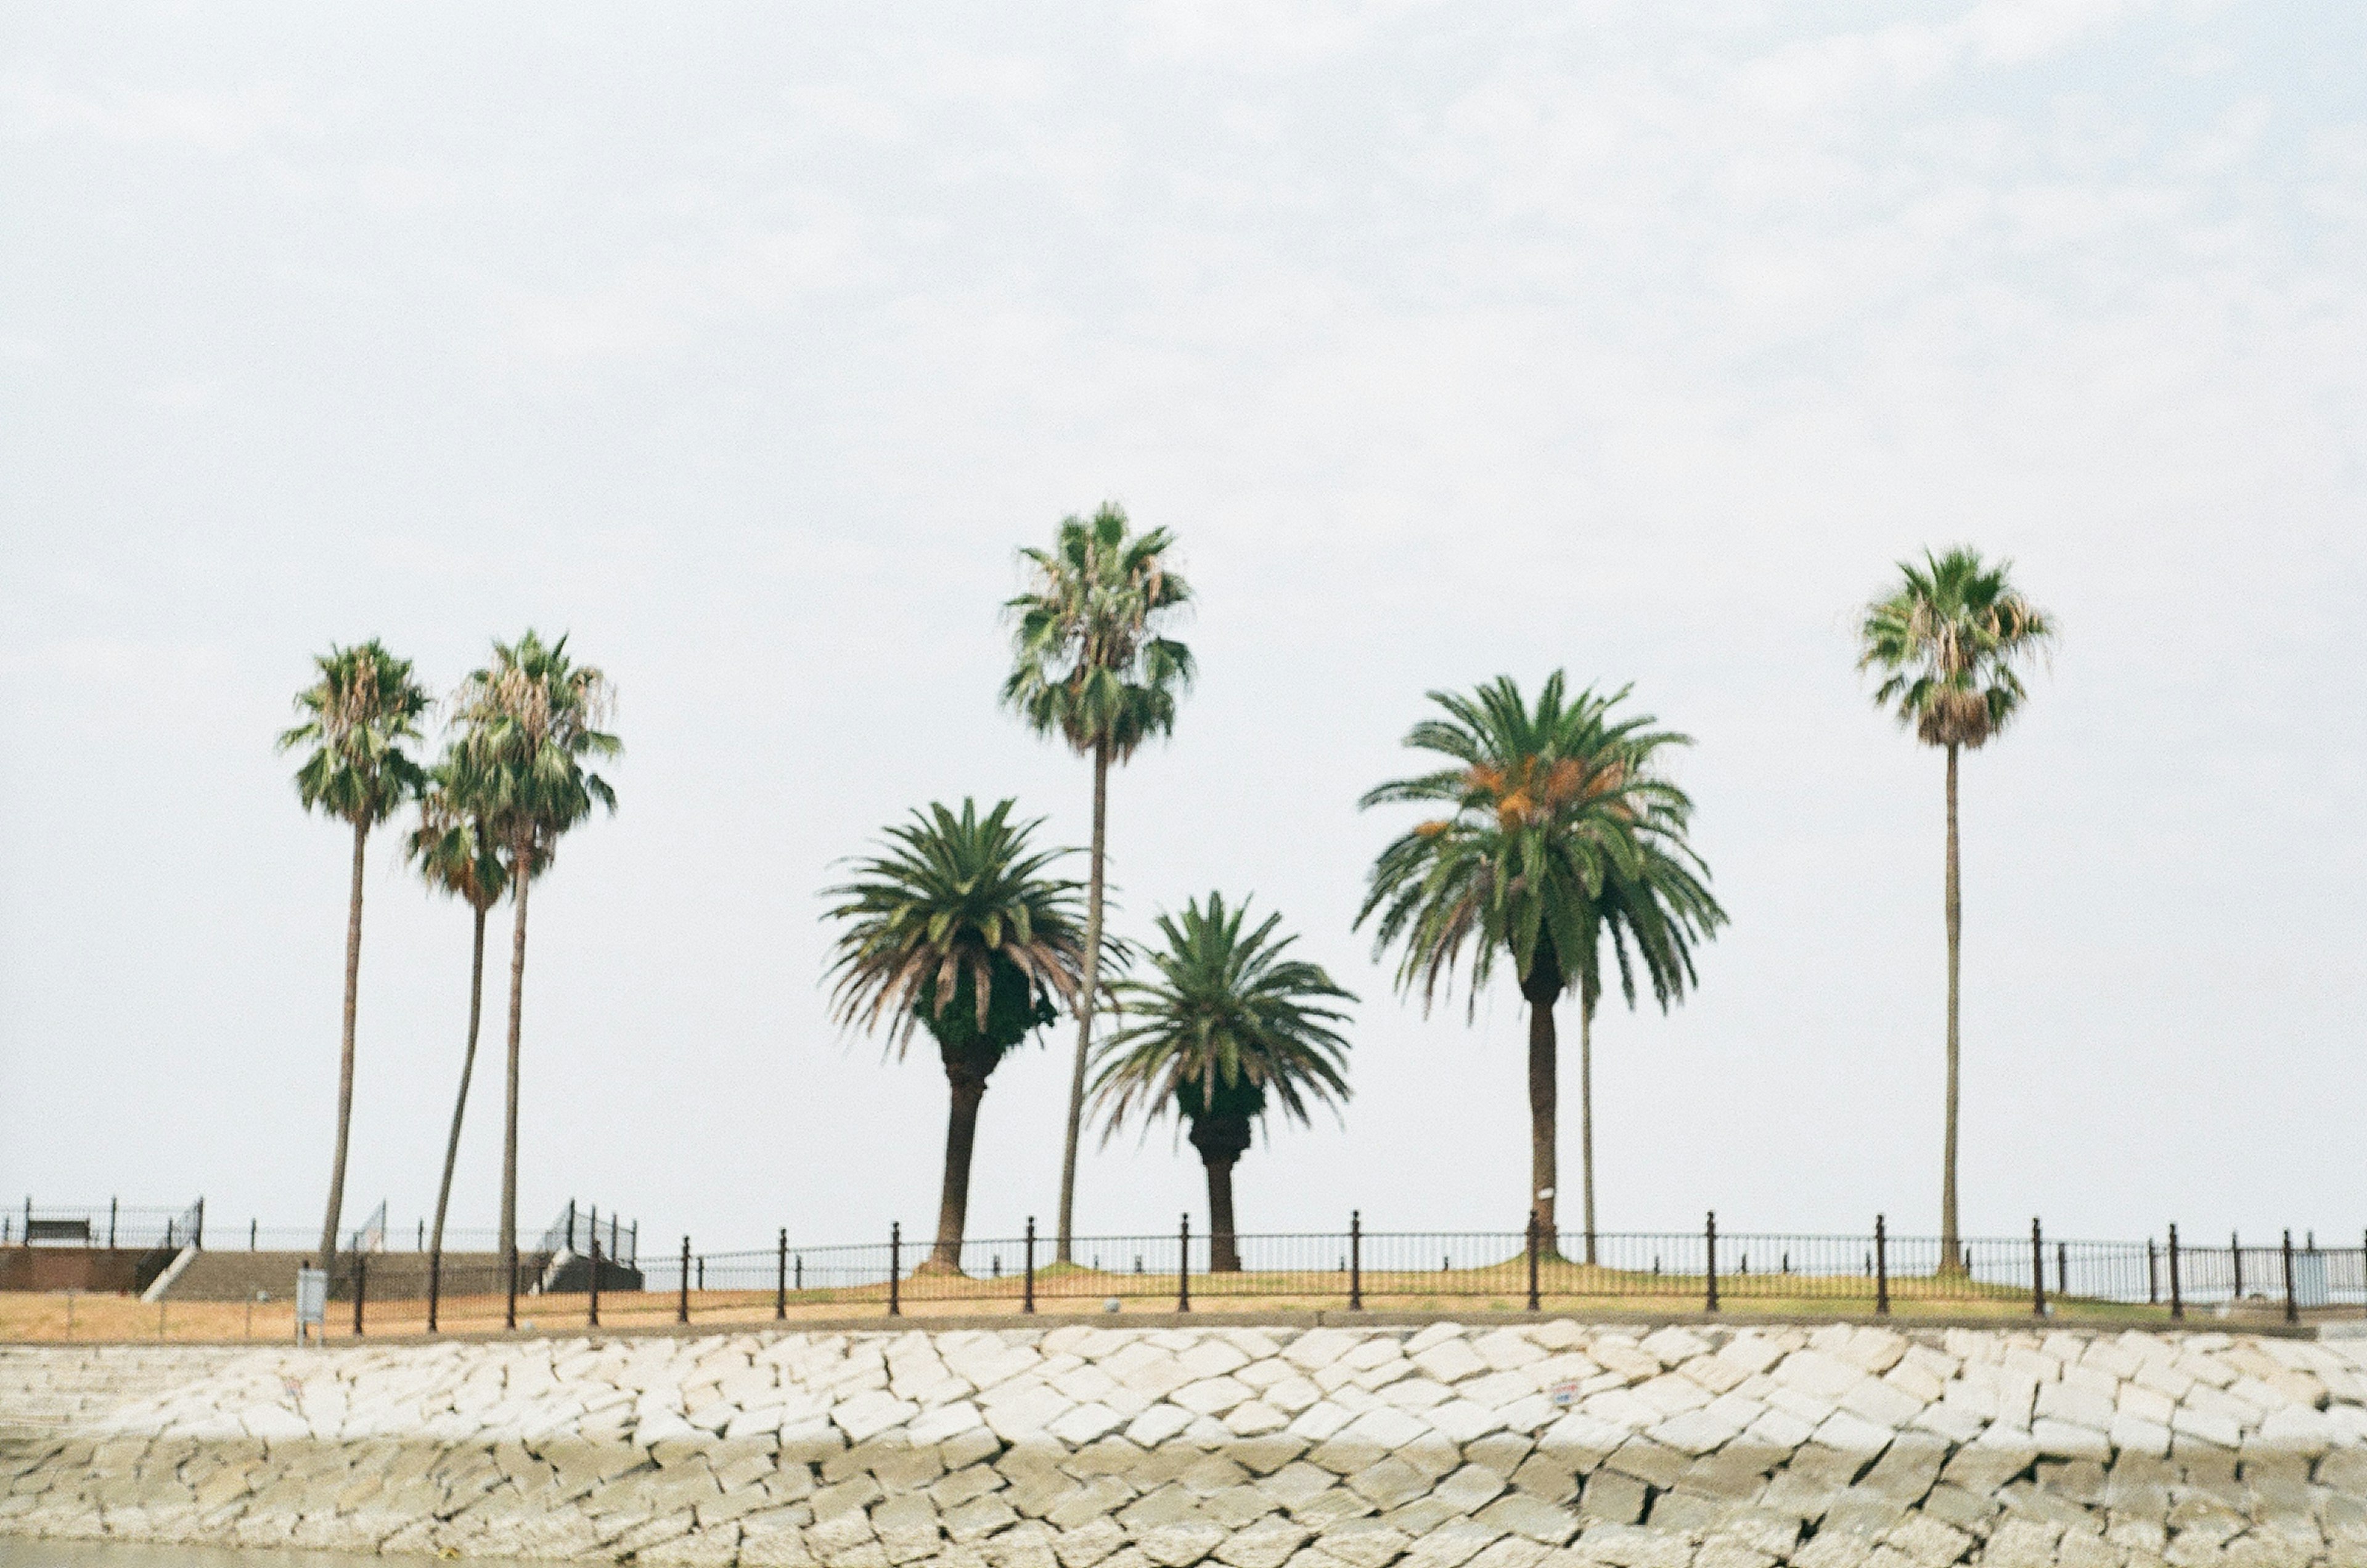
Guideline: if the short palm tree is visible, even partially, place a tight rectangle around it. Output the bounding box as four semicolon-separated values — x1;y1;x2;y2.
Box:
824;799;1090;1271
1092;894;1353;1272
407;754;509;1283
451;631;619;1317
1004;503;1193;1262
277;640;431;1270
1858;547;2053;1264
1357;674;1721;1243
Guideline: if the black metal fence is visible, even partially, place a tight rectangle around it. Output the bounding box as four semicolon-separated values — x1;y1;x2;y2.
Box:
6;1198;203;1250
308;1212;2366;1339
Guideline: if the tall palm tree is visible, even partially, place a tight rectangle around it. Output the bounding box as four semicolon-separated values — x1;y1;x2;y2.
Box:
406;754;509;1282
1091;894;1353;1272
1004;503;1193;1262
451;631;619;1318
824;799;1091;1270
277;640;431;1270
1356;674;1720;1241
1858;547;2053;1263
1562;825;1723;1262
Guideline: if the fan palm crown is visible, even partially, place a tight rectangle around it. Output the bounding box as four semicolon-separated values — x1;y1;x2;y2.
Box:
1003;502;1194;1262
1357;674;1720;1236
1092;893;1353;1270
825;799;1091;1267
1860;547;2053;748
279;640;431;830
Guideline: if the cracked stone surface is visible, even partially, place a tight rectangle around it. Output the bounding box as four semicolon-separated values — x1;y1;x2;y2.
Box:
4;1323;2367;1565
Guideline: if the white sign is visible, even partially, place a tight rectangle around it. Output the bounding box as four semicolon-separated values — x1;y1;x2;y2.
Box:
295;1267;327;1337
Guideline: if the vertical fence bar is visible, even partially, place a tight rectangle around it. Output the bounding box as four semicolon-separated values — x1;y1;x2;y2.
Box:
2031;1219;2046;1317
1874;1216;1889;1315
1349;1211;1363;1312
108;1198;117;1249
353;1252;367;1337
889;1223;901;1318
1178;1214;1191;1314
776;1230;788;1321
1526;1215;1541;1312
428;1249;441;1334
194;1199;203;1249
2232;1231;2244;1299
589;1239;602;1329
250;1219;257;1251
2147;1238;2159;1305
2057;1242;2068;1300
2284;1230;2299;1325
677;1236;691;1325
1023;1217;1036;1315
1704;1212;1719;1313
2169;1225;2184;1319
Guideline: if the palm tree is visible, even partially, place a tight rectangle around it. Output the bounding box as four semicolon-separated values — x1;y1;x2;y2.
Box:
277;640;431;1270
1858;547;2053;1263
1004;503;1193;1262
823;799;1091;1270
1091;894;1353;1272
406;754;509;1283
1356;674;1720;1241
451;631;619;1318
1561;824;1724;1263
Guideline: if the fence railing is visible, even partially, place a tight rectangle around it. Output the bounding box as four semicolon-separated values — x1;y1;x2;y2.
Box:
6;1198;203;1251
296;1213;2360;1341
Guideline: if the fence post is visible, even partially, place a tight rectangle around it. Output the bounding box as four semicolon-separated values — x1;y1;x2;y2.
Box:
1874;1215;1889;1315
2232;1231;2244;1299
428;1248;441;1334
2147;1238;2158;1305
1023;1217;1036;1315
1349;1211;1363;1312
2169;1224;2184;1319
1178;1214;1192;1314
889;1223;901;1318
1526;1215;1541;1313
194;1198;204;1250
108;1198;117;1249
250;1219;257;1252
353;1252;367;1337
2031;1219;2046;1317
505;1239;518;1331
589;1238;602;1329
2283;1230;2299;1325
777;1230;788;1321
1704;1212;1720;1313
677;1236;691;1325
2057;1241;2068;1300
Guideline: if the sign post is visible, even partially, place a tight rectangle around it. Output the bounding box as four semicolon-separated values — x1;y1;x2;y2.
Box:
295;1267;327;1345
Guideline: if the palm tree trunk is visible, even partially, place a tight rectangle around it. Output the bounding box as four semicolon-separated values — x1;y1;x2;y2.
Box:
1056;740;1110;1264
317;819;369;1271
1579;991;1597;1266
429;903;488;1268
1527;990;1558;1241
1940;740;1962;1268
932;1068;987;1272
501;838;533;1321
1204;1154;1241;1273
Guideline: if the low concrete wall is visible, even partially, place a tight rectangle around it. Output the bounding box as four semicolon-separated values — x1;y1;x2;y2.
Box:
4;1321;2366;1566
0;1246;175;1295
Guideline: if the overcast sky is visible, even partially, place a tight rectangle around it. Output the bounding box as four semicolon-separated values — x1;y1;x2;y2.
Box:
3;1;2361;1261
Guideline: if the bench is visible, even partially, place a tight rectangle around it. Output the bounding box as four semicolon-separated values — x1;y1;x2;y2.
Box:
24;1219;92;1244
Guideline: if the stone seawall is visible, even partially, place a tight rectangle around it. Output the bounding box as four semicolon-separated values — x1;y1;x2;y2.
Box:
6;1321;2367;1567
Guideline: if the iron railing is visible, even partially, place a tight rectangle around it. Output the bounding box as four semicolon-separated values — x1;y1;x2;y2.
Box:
7;1198;203;1250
